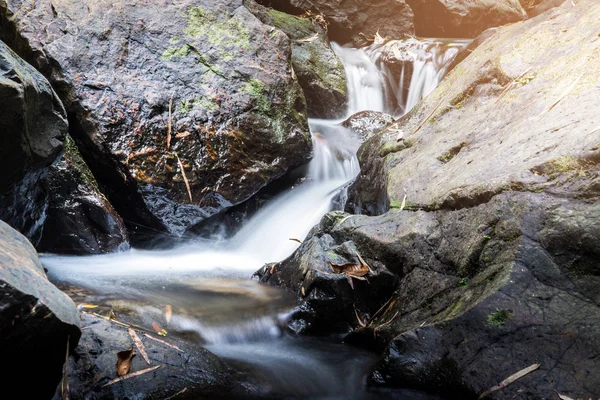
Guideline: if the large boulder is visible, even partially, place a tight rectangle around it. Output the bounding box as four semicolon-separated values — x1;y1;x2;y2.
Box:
258;1;600;398
246;1;347;119
0;39;66;243
38;136;130;255
260;0;415;46
0;0;312;244
405;0;527;38
0;220;81;399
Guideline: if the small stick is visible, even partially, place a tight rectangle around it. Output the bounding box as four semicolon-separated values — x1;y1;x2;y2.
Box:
62;335;70;400
478;363;541;399
102;365;161;387
163;388;188;400
166;96;173;151
143;333;184;352
175;152;193;203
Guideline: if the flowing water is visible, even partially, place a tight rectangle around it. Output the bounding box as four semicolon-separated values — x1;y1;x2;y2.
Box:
42;37;467;400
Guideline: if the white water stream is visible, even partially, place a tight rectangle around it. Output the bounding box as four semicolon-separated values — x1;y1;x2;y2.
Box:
41;37;466;399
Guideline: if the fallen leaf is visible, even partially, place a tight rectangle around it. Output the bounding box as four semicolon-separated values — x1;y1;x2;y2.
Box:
108;309;116;320
152;321;168;336
103;365;161;387
301;286;306;297
76;303;99;311
128;328;150;365
116;348;135;377
329;261;369;278
165;305;172;325
269;264;276;274
289;238;302;244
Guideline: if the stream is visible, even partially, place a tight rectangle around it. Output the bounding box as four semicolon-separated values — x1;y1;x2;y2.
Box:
41;38;468;400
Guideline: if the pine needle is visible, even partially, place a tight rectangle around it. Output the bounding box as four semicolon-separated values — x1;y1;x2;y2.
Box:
102;365;161;387
478;363;540;399
143;333;184;352
166;96;173;151
175;152;193;203
128;328;151;365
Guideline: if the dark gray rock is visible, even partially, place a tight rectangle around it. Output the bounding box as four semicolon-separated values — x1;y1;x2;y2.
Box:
259;0;415;46
58;313;259;400
0;0;312;244
0;39;66;243
0;220;81;399
246;1;347;119
38;136;130;255
405;0;527;38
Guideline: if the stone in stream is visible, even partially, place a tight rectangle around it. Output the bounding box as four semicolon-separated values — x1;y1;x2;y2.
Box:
258;0;415;46
341;111;395;143
56;312;260;400
256;0;600;398
246;0;348;119
0;220;81;399
0;0;312;245
0;39;129;254
405;0;528;38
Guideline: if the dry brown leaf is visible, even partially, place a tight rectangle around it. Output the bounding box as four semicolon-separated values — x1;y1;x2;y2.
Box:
165;305;172;325
128;328;150;365
143;333;183;352
289;238;302;244
103;365;161;387
301;286;306;297
478;363;541;399
108;309;116;320
152;321;168;336
116;347;135;377
269;264;276;274
328;261;369;278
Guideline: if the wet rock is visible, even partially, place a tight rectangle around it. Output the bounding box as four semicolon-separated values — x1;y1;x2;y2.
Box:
247;1;347;119
0;39;66;244
0;220;81;399
255;211;399;334
261;1;600;398
347;0;600;215
38;136;130;255
0;0;312;244
260;0;415;46
405;0;527;38
342;111;394;143
58;313;259;400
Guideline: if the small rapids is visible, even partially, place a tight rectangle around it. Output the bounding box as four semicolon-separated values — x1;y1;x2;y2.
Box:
42;36;467;399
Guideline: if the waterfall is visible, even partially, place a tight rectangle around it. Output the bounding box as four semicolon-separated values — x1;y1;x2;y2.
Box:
41;37;468;348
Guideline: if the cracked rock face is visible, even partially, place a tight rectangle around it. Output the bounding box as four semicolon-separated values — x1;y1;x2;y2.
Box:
255;1;600;398
0;0;312;243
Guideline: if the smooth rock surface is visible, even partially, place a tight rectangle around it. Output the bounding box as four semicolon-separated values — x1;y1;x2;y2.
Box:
0;220;81;399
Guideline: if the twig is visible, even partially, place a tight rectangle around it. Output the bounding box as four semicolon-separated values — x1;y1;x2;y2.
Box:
412;96;446;135
495;68;532;104
539;73;583;117
289;238;302;244
478;363;541;399
62;335;70;400
90;312;131;328
166;96;173;151
129;328;151;365
143;333;184;352
175;152;193;203
163;388;188;400
102;365;161;387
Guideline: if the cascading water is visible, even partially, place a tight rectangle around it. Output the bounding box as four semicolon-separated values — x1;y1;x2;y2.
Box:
41;36;466;399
